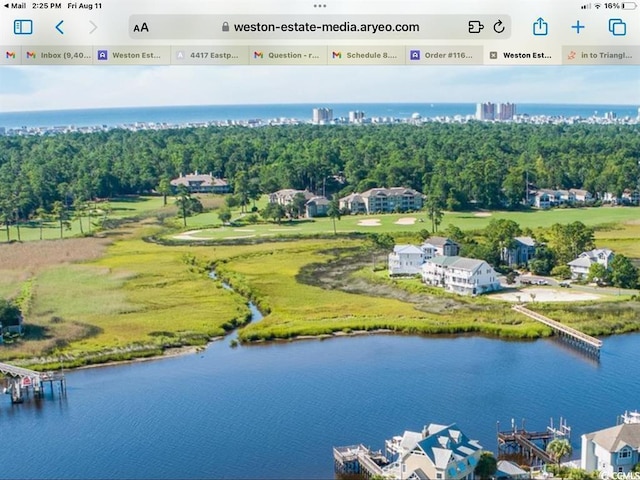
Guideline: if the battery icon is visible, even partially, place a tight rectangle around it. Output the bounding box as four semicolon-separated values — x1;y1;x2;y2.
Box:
622;2;637;9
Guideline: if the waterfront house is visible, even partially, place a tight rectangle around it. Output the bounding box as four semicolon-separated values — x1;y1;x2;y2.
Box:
389;245;427;276
383;423;483;480
567;248;614;279
340;187;424;214
423;237;461;258
495;460;528;480
421;256;500;296
170;173;231;194
501;236;536;267
581;421;640;476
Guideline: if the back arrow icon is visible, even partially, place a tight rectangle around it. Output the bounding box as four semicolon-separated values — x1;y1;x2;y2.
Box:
55;20;64;34
89;21;97;34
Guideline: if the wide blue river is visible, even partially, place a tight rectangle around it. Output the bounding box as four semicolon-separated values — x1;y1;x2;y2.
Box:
1;331;638;479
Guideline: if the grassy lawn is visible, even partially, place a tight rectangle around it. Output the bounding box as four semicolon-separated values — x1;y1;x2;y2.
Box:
170;206;640;242
0;201;639;367
594;221;640;258
212;239;551;342
0;231;250;367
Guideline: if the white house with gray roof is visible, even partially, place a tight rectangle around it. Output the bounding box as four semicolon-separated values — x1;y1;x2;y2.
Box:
422;256;500;295
383;423;483;480
567;248;614;280
389;245;427;276
581;421;640;476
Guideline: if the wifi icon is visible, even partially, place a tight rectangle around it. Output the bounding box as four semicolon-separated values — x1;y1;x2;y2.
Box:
594;2;602;7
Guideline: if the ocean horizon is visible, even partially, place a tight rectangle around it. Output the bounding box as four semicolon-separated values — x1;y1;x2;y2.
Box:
1;102;638;129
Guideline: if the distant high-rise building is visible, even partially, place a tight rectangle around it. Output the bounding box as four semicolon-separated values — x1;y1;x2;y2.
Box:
498;102;516;120
312;107;333;124
348;111;365;123
476;102;496;120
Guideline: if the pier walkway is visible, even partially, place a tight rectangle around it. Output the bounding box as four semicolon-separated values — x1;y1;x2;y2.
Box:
512;304;602;357
0;362;66;404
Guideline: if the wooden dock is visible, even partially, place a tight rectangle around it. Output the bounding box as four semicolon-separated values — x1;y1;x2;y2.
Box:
512;304;602;357
0;362;66;404
497;418;571;467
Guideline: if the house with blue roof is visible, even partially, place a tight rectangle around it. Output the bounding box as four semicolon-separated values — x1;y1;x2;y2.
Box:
383;423;484;480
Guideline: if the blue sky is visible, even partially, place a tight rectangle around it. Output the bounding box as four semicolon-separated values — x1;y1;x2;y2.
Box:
0;65;638;112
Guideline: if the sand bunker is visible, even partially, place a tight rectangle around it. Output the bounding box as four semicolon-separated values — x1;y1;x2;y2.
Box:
358;219;381;226
474;212;492;217
492;287;602;303
172;230;204;240
395;217;417;225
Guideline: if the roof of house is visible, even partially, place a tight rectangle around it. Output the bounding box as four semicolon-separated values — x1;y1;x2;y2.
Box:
584;423;640;453
339;193;365;203
400;430;424;451
306;196;329;206
569;248;614;267
569;188;591;196
582;248;613;258
424;256;462;267
496;460;528;478
272;189;315;200
514;236;536;247
393;245;425;255
410;424;482;471
360;187;423;198
170;174;228;187
424;236;458;248
567;256;593;268
425;256;487;272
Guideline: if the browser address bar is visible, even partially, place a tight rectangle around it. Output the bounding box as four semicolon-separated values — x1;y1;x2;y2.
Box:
129;15;511;39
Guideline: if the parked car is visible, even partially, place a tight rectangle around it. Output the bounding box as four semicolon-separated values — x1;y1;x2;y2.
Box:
537;279;549;285
559;282;571;288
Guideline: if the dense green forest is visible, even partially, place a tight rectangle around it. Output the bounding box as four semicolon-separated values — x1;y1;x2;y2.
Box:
0;122;638;220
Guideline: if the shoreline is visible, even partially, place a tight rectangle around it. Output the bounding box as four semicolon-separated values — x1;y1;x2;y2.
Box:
33;337;227;372
10;326;640;372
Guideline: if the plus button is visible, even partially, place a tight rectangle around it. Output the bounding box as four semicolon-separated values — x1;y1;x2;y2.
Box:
571;21;585;34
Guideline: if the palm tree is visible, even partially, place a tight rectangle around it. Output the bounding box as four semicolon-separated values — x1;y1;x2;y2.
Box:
34;207;48;240
327;197;341;235
547;438;572;477
52;201;66;239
